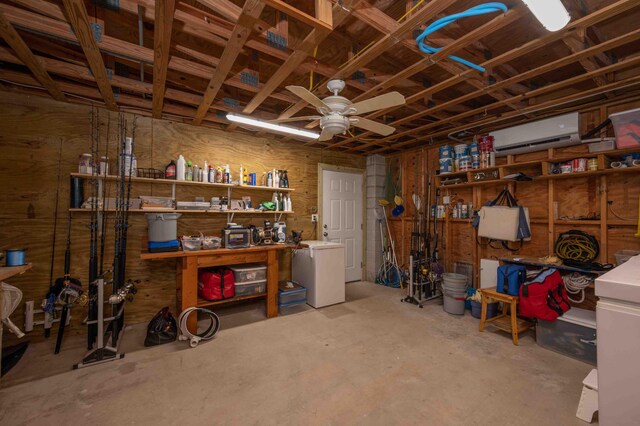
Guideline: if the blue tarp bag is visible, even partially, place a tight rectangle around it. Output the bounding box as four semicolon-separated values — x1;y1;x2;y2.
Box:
496;264;527;296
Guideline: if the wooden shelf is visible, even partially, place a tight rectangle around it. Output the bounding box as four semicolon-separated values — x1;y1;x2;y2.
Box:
554;219;601;225
0;263;32;281
607;220;638;226
197;292;266;308
70;208;294;215
70;173;295;192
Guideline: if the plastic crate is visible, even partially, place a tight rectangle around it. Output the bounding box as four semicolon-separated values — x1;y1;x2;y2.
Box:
536;308;596;365
229;263;267;284
278;281;307;306
234;279;266;296
610;108;640;149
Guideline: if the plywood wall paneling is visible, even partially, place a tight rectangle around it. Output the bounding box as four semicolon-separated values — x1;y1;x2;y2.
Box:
0;92;363;345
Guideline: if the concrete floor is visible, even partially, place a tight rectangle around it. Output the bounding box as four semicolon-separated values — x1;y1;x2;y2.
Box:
0;282;593;425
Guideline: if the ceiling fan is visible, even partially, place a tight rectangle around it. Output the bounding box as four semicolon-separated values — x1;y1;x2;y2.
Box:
273;80;406;141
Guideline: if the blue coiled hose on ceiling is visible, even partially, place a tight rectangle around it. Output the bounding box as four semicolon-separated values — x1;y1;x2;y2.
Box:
415;2;509;72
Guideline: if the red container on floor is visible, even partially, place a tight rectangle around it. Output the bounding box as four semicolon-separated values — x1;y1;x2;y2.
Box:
198;268;235;301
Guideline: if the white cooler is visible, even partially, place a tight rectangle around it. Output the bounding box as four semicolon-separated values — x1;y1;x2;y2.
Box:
292;241;345;308
595;255;640;425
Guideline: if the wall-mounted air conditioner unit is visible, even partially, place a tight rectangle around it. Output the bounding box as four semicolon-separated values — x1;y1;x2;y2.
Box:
490;113;580;156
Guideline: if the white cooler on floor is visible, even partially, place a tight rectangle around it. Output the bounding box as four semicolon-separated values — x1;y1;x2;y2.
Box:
292;241;345;308
595;255;640;425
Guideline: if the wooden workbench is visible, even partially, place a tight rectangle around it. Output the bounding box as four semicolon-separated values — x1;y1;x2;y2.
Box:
141;246;290;331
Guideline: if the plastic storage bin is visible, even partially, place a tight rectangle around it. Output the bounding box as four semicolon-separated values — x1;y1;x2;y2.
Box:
278;282;307;307
229;263;267;284
181;235;201;251
234;279;266;296
536;307;597;365
146;213;181;242
610;108;640;149
614;250;640;265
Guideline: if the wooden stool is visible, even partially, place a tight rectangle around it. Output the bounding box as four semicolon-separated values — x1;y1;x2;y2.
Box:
478;287;533;345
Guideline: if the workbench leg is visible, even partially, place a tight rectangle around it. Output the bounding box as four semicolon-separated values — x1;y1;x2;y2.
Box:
178;257;199;333
266;250;278;318
510;299;519;346
479;291;487;332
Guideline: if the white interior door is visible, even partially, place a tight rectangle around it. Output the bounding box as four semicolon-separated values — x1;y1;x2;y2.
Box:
322;170;363;282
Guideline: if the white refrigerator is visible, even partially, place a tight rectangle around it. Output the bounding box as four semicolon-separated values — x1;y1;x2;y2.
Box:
595;255;640;425
292;241;345;308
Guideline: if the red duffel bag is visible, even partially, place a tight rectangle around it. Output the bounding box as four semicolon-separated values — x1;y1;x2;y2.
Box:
198;268;234;301
519;268;570;321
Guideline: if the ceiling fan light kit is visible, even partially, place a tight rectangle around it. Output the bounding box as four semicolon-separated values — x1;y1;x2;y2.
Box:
274;79;406;141
226;113;320;139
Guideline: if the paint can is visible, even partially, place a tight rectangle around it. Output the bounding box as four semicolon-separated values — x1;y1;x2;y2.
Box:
459;155;472;171
439;145;452;159
471;155;480;170
478;135;494;152
573;158;587;172
588;158;598;171
469;142;479;156
560;162;573;174
454;144;469;159
5;249;26;266
439;158;453;174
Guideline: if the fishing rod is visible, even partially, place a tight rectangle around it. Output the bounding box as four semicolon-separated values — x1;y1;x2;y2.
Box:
44;139;63;338
99;112;111;275
87;107;99;350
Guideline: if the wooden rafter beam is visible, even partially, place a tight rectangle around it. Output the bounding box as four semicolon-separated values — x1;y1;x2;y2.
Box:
61;0;117;110
0;11;66;102
193;0;265;125
152;0;176;118
330;0;640;149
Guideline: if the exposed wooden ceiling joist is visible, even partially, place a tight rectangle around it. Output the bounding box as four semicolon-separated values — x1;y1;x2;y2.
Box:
192;0;265;125
152;0;176;118
61;0;118;111
0;10;66;102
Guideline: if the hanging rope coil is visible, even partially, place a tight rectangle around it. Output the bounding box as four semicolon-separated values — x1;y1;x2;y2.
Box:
415;3;509;72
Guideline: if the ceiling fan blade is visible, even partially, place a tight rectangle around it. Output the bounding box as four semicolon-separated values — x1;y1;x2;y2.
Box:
318;128;334;141
285;86;329;110
269;116;322;123
348;92;405;115
350;117;396;136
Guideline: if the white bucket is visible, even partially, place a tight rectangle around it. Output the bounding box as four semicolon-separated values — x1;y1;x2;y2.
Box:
443;291;466;315
442;273;468;290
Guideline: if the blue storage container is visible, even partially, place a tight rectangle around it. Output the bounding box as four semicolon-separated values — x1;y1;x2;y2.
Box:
278;282;307;310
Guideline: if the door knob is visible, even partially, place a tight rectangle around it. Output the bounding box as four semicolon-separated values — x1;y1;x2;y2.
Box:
323;232;328;237
323;224;328;229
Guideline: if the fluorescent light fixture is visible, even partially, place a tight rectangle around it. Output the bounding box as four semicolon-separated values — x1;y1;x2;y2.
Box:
226;113;319;139
522;0;570;32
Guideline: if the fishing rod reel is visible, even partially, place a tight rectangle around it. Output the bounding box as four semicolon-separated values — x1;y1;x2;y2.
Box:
108;279;139;304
